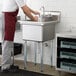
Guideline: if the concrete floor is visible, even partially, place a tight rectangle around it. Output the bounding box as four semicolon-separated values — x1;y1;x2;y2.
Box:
14;60;76;76
0;58;76;76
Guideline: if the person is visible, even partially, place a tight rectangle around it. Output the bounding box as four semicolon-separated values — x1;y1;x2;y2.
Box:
1;0;40;72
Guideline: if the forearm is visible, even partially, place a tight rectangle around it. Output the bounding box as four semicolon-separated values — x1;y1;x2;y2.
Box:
26;6;35;14
21;5;35;21
23;6;35;13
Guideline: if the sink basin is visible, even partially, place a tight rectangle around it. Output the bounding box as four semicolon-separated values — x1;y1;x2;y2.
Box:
19;21;58;42
20;22;55;42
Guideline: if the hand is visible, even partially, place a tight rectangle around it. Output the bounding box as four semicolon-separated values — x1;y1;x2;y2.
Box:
33;11;40;15
33;16;38;21
33;11;40;21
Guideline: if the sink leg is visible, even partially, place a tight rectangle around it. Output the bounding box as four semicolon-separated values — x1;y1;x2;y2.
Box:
34;42;37;65
40;42;44;72
23;41;27;69
50;40;53;67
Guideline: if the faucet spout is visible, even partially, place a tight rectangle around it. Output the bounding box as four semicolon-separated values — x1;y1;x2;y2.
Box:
40;6;45;16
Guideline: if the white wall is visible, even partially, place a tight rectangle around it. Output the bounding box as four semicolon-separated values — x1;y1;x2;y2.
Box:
0;0;76;66
0;1;2;13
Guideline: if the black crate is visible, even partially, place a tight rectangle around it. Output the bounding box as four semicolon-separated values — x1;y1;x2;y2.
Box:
0;43;22;55
14;43;22;55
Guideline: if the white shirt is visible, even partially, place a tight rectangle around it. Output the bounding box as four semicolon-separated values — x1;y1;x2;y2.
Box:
2;0;26;12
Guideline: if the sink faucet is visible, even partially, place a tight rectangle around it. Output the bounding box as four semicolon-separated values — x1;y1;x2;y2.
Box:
39;6;45;22
40;6;45;16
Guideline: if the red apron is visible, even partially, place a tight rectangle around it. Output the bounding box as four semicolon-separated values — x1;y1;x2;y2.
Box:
3;9;19;41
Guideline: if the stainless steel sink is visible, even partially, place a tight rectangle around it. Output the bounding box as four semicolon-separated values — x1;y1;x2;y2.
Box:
18;11;61;42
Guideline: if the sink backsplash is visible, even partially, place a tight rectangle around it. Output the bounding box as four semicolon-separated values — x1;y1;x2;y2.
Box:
39;11;61;22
